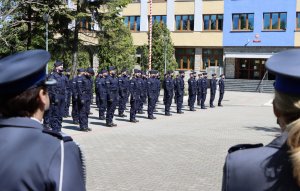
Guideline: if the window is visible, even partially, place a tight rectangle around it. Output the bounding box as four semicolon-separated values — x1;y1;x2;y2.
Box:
263;12;287;30
124;16;140;31
175;48;195;70
202;49;223;69
203;14;223;31
79;18;94;31
232;13;254;30
297;12;300;30
175;15;194;31
150;15;167;25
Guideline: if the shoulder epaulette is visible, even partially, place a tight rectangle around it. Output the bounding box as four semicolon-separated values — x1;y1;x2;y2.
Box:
228;143;263;153
42;129;73;142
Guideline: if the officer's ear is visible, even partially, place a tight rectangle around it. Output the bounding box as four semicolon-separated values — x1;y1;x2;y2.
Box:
273;101;281;118
39;87;49;110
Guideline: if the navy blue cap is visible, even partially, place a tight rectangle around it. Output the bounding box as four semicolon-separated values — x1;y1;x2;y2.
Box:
109;66;116;71
87;67;94;74
78;68;85;73
65;68;71;73
0;50;54;96
121;68;128;73
54;60;63;67
134;69;140;74
212;73;216;76
102;69;108;74
149;70;156;75
266;49;300;95
202;72;207;75
179;70;185;74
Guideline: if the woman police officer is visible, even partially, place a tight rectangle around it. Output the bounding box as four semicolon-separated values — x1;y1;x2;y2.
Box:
222;49;300;191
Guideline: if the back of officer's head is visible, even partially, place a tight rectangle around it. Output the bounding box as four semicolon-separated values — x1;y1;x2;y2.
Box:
0;50;52;118
267;49;300;186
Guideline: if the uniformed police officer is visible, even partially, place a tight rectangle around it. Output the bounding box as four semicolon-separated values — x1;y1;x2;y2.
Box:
175;70;185;114
95;71;102;109
200;72;208;109
86;67;94;115
105;66;119;127
118;69;129;117
188;71;197;111
147;70;158;119
76;69;92;131
71;69;81;124
209;73;217;108
218;74;225;107
129;69;140;123
163;71;174;116
97;69;108;120
222;49;300;191
0;50;86;190
64;68;72;117
48;61;67;132
197;73;203;106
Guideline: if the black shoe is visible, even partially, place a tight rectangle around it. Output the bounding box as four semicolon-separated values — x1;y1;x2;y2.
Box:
210;105;215;108
165;113;172;116
99;116;105;120
148;116;156;120
218;104;223;107
106;123;114;127
130;119;139;123
190;108;196;111
80;128;89;132
177;111;184;114
201;107;207;109
118;113;127;117
137;111;145;114
86;127;92;131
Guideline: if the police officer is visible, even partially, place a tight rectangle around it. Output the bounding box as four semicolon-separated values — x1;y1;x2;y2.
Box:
129;69;140;123
147;70;158;119
76;69;92;131
188;71;197;111
64;68;72;117
105;66;119;127
97;69;108;120
71;69;81;124
210;73;217;108
48;61;67;132
95;71;102;109
86;67;94;115
163;71;174;116
175;70;185;114
197;73;203;106
0;50;86;190
118;69;129;117
222;49;300;191
137;71;145;114
200;72;208;109
218;74;225;107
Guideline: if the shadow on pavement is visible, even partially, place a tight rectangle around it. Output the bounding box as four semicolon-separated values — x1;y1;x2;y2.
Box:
90;121;108;127
63;125;80;131
63;119;75;124
244;126;280;133
115;118;130;122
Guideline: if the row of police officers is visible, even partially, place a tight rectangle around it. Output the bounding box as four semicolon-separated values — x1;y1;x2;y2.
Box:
44;61;225;131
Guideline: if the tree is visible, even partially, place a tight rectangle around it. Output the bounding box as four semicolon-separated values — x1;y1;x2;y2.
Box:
139;22;177;74
95;0;136;71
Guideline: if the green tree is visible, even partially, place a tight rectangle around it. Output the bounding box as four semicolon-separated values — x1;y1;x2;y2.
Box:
95;0;136;71
139;22;177;74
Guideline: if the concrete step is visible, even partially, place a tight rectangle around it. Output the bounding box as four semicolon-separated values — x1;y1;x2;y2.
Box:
224;79;274;93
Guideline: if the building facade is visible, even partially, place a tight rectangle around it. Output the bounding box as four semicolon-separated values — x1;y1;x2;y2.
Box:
122;0;300;79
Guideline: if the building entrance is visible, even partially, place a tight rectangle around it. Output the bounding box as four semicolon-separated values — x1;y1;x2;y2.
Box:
235;58;270;79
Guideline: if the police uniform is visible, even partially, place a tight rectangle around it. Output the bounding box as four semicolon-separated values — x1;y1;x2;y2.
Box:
71;71;81;124
163;71;174;116
222;49;300;191
118;69;129;117
175;71;185;114
218;75;225;106
64;69;72;117
48;61;67;132
200;73;208;109
138;71;147;114
0;50;86;190
97;70;108;120
209;73;217;108
147;70;158;119
197;74;203;106
86;67;94;115
105;66;119;127
188;72;197;111
129;70;140;123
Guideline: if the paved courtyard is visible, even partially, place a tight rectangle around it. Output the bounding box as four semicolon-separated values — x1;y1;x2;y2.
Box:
62;91;278;191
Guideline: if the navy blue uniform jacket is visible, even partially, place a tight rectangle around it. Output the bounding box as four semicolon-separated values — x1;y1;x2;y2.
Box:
0;117;86;191
222;132;300;191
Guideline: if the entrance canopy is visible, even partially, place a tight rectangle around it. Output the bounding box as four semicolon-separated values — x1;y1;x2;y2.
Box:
224;52;275;59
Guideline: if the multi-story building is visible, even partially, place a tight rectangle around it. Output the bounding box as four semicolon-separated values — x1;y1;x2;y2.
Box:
122;0;300;80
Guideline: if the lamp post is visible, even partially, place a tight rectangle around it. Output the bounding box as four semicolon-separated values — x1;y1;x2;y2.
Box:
43;13;50;74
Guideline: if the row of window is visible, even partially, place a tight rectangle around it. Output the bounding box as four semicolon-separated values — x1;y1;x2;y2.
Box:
124;12;300;32
175;48;223;70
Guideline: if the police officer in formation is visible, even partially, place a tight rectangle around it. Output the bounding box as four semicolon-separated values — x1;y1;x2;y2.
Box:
47;67;225;131
209;73;217;108
46;61;67;132
64;68;72;117
163;70;174;116
218;74;225;107
188;71;197;111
